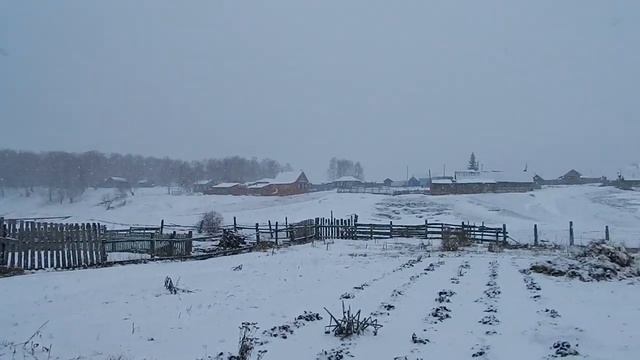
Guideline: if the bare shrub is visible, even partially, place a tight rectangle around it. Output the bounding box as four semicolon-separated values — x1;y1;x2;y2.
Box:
440;230;471;251
199;211;224;235
440;231;459;251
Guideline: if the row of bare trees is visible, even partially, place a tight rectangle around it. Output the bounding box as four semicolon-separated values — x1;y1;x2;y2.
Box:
0;149;291;202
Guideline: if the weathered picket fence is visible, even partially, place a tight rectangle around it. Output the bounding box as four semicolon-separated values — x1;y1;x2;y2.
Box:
1;218;105;270
1;218;195;270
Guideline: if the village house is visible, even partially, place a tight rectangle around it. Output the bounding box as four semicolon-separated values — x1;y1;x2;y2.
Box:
193;179;215;193
101;177;130;189
407;176;420;187
136;179;154;188
204;182;247;195
246;171;310;196
333;176;363;189
534;169;605;186
430;170;537;195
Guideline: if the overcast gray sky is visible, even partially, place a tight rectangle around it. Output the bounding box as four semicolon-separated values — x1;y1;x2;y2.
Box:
1;1;639;182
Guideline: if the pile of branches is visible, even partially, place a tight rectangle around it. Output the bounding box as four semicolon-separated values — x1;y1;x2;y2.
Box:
530;241;639;281
220;229;247;249
323;302;382;338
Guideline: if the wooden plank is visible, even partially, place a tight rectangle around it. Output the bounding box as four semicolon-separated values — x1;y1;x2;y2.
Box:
57;223;64;268
74;223;81;267
89;223;97;265
65;224;74;268
79;223;86;266
41;223;49;269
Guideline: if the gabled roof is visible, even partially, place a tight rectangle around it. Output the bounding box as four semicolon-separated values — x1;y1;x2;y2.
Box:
561;169;582;178
246;171;308;187
334;176;362;183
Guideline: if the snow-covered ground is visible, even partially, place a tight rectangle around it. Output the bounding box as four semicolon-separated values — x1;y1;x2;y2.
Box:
2;185;640;246
1;241;639;360
2;186;640;359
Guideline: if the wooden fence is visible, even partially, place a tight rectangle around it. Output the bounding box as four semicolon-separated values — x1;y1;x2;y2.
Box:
1;218;194;270
103;227;193;258
1;215;507;272
232;217;507;244
1;218;105;270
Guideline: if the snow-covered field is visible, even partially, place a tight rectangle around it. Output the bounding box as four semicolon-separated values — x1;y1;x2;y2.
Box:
2;186;640;359
1;241;639;360
2;185;640;246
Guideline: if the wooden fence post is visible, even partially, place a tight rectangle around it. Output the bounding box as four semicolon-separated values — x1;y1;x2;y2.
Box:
605;225;610;242
534;224;539;246
502;224;507;243
233;217;237;232
255;223;260;244
569;221;574;246
370;224;373;240
160;219;164;235
424;219;428;239
480;221;485;242
389;221;393;239
268;220;273;239
275;222;279;246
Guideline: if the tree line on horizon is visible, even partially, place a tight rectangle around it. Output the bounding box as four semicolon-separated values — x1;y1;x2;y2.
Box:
0;149;291;202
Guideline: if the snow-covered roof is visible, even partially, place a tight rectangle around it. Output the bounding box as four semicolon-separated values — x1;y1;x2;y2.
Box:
454;170;534;184
211;182;242;188
247;182;270;189
194;179;212;185
431;179;454;184
246;171;307;187
334;176;362;183
107;177;128;182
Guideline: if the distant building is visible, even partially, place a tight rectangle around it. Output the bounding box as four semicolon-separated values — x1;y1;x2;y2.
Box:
136;179;154;188
333;176;363;189
246;171;310;196
430;170;537;195
383;178;393;187
535;169;605;186
204;182;247;196
102;177;130;189
407;176;420;187
193;179;215;193
560;169;582;185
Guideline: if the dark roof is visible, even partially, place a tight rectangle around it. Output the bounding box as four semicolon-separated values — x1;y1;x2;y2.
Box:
562;169;582;178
